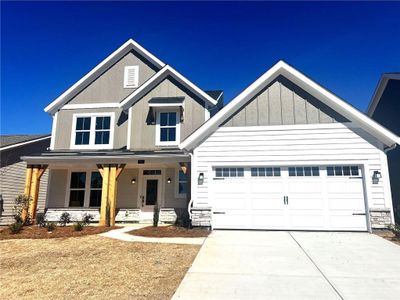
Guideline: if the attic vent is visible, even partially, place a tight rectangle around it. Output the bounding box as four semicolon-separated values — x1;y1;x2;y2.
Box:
124;66;139;88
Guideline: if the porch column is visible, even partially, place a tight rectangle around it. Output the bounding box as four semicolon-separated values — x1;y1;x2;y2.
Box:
24;165;47;223
21;165;33;221
98;164;125;226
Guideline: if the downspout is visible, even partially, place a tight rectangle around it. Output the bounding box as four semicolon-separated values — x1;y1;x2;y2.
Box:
384;143;397;153
384;143;397;226
187;151;194;220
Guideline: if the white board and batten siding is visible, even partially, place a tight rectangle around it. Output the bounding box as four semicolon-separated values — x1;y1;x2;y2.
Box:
191;123;393;230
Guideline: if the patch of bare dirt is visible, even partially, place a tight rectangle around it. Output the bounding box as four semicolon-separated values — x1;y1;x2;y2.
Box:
0;235;200;299
0;225;117;240
130;225;210;238
374;230;400;246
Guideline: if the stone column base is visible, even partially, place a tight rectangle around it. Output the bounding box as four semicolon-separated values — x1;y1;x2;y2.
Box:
191;207;212;228
370;209;392;229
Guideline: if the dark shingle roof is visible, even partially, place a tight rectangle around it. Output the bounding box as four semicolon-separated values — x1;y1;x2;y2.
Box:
0;135;50;148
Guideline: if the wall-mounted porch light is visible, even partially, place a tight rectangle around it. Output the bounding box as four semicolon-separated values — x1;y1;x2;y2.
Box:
198;173;204;185
372;171;382;184
131;178;136;184
167;178;172;184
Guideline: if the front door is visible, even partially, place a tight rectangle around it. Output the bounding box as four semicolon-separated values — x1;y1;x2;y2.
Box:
141;178;160;211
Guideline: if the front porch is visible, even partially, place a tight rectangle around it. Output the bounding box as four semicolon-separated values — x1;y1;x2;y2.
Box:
21;150;191;226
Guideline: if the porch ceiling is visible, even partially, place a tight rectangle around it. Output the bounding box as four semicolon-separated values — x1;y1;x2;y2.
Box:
21;150;190;165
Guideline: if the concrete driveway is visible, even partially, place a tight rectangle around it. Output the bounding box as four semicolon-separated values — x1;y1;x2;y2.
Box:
173;230;400;300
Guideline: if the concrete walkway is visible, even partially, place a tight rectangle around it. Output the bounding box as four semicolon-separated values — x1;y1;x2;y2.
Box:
173;230;400;299
99;225;206;245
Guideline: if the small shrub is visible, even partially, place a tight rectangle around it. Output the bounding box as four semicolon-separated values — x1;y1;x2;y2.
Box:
36;213;46;228
153;204;159;227
59;212;71;227
175;209;191;228
13;194;32;225
82;214;94;226
391;224;400;238
9;222;23;234
45;222;56;232
73;222;84;231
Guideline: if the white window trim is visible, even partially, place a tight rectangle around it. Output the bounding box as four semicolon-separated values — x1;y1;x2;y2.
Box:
175;168;188;198
70;112;115;150
65;169;102;208
124;65;139;88
155;109;180;146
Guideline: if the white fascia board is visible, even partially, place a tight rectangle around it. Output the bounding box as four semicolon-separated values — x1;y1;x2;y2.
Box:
0;136;51;152
180;60;400;150
367;73;400;117
44;39;166;115
120;65;217;110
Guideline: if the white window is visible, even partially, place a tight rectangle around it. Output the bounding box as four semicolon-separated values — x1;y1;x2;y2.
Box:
289;166;320;177
177;169;188;196
156;111;180;146
327;166;359;176
215;167;244;178
124;66;139;88
251;167;281;177
67;171;102;207
71;113;114;149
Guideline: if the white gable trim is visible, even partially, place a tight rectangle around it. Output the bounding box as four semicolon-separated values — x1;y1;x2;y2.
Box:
367;73;400;117
180;60;400;150
44;39;165;115
119;65;218;109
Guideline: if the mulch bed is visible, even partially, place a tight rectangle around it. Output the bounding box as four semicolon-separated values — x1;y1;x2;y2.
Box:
130;225;210;238
374;230;400;246
0;225;117;240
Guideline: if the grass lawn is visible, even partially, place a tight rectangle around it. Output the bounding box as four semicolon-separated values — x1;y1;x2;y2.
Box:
0;235;200;299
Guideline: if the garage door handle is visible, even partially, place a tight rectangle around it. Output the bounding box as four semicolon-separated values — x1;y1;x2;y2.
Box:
213;178;225;180
349;177;363;179
213;212;225;214
352;213;366;215
283;196;288;205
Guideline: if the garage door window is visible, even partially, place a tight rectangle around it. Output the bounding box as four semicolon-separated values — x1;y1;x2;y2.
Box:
327;166;359;176
215;167;244;178
289;167;319;177
251;167;281;177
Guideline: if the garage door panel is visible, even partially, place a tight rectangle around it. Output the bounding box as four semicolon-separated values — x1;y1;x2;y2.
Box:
211;166;367;231
252;213;286;228
289;214;325;229
213;198;247;210
329;215;367;230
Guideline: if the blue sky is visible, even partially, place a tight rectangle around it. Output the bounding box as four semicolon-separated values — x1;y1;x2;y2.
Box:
2;1;400;134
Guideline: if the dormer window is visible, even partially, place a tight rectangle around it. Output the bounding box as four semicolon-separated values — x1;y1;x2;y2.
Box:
124;66;139;88
71;113;114;149
155;110;180;146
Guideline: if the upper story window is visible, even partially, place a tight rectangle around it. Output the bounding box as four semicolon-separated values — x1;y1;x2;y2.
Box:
71;113;114;149
156;111;180;146
124;66;139;88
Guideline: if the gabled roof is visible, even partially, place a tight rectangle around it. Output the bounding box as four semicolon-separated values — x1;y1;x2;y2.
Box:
0;135;50;151
44;39;166;115
180;60;400;150
367;73;400;116
119;65;218;110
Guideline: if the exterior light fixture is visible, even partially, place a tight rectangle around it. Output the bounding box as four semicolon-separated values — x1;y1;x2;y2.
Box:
372;171;382;184
167;178;172;184
198;173;204;185
131;178;136;184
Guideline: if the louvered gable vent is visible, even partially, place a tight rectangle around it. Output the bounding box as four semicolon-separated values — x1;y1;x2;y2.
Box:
124;66;139;88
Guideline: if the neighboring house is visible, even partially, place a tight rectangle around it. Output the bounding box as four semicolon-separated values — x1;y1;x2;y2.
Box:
22;39;223;225
0;135;50;225
367;73;400;223
21;39;399;231
181;61;399;231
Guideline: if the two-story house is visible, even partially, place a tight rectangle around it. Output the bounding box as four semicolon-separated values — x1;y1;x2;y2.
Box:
22;39;222;225
22;39;399;231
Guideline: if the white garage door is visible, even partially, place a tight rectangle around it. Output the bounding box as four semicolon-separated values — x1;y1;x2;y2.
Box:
211;166;367;231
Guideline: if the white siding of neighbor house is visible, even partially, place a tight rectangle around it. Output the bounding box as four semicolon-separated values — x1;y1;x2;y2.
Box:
191;123;392;213
0;161;48;225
